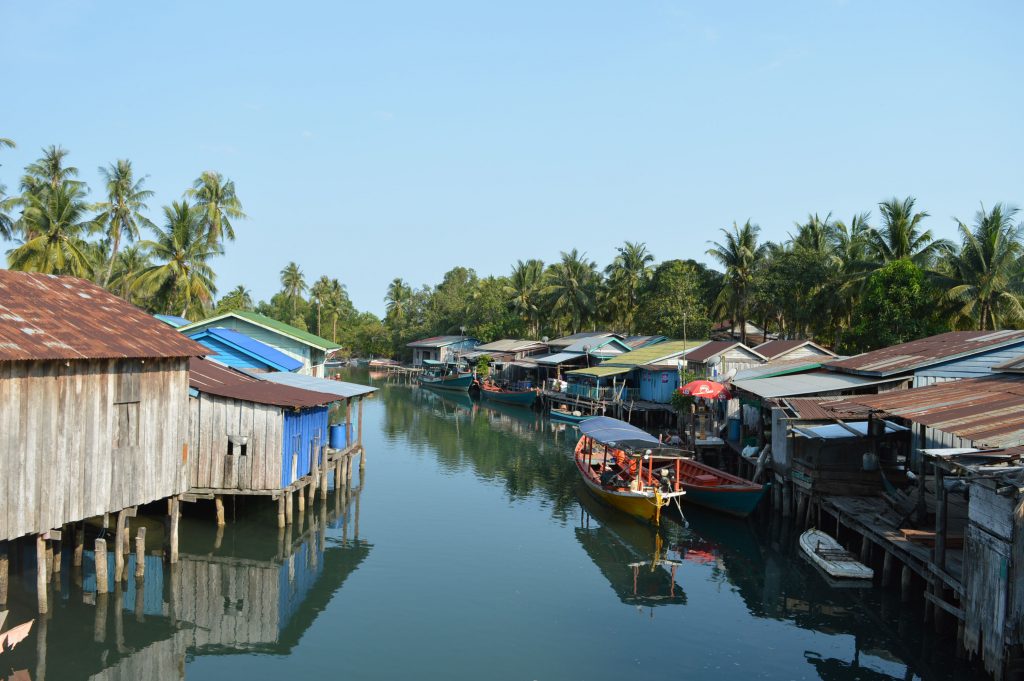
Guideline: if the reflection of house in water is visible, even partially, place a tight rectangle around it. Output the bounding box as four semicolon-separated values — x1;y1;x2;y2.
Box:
575;491;686;607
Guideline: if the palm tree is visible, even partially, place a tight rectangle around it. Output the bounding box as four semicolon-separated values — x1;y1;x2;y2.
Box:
280;261;307;317
868;197;950;266
385;278;413;321
21;145;81;194
95;160;155;287
185;171;246;248
790;213;837;258
310;275;333;337
108;245;152;304
0;137;14;240
136;201;218;318
504;259;545;336
323;278;349;341
7;181;96;277
543;249;599;335
706;220;768;345
604;241;655;334
217;284;254;312
938;203;1024;331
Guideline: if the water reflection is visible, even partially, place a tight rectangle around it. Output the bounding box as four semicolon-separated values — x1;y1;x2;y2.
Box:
0;484;369;681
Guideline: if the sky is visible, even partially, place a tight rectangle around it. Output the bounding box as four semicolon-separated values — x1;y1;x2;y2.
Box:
2;1;1023;317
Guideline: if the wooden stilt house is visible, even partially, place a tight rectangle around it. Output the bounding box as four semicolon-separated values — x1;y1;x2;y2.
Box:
187;358;337;500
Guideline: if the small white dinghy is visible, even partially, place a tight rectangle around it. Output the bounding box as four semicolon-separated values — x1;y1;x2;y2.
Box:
799;529;874;580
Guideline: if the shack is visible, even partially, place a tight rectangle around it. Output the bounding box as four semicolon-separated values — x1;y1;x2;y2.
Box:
187;357;338;523
406;335;480;366
683;341;766;380
0;270;207;612
752;339;836;362
179;310;341;376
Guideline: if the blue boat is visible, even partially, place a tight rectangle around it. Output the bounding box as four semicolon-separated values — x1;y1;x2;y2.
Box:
418;360;475;392
480;383;537;407
676;458;766;518
549;408;593;424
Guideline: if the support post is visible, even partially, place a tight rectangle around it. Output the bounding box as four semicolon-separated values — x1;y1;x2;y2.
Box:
795;493;808;530
50;529;60;576
37;535;49;613
94;588;108;642
215;495;226;527
358;396;364;446
285;490;294;525
114;511;127;582
901;565;912;603
345;399;353;448
298;485;306;513
860;535;871;566
134;527;146;580
882;551;893;587
168;496;180;564
74;522;84;567
277;495;286;529
308;464;318;507
781;480;792;518
934;463;947;570
0;541;7;606
95;538;108;594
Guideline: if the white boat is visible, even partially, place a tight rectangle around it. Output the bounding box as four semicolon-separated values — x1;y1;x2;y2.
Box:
799;529;873;580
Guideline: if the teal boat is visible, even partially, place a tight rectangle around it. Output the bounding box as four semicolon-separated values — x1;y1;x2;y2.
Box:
479;383;537;407
418;360;475;392
676;458;766;518
549;408;593;424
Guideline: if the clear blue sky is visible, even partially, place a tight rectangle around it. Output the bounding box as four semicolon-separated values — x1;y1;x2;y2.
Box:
3;1;1022;317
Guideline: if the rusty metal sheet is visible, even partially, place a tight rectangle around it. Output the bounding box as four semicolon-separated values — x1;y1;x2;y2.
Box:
826;330;1024;376
0;271;208;361
189;358;337;408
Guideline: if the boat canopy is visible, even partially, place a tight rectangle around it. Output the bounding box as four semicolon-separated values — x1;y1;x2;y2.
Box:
579;416;661;452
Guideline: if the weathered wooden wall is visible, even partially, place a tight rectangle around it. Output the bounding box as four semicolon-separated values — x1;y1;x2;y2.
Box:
88;630;189;681
0;358;189;541
189;394;284;491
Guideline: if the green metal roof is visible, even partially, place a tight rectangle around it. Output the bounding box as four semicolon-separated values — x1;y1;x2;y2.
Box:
181;310;341;351
601;340;708;368
565;365;632;378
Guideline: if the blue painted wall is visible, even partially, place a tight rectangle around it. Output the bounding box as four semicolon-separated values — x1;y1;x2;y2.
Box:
639;369;679;403
914;342;1024;385
280;406;330;488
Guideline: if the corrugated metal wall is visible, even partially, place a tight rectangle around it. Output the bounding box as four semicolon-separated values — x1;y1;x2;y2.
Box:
638;369;678;403
280;406;329;488
914;344;1024;386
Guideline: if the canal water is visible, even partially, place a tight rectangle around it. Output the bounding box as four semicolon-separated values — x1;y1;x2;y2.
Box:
0;369;987;680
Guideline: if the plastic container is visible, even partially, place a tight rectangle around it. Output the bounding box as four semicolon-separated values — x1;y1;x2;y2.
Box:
329;423;353;449
728;417;741;441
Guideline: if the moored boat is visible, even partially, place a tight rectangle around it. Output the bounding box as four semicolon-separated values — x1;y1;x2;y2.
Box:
417;359;475;392
550;408;592;424
799;529;874;580
574;416;685;525
479;382;537;407
676;458;766;518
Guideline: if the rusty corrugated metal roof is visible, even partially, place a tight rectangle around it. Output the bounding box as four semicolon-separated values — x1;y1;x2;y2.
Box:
189;358;337;408
780;397;849;420
0;271;208;361
830;374;1024;448
826;330;1024;377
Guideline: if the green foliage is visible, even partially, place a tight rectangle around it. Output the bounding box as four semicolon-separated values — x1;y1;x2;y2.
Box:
475;354;492;378
635;260;712;339
845;260;947;352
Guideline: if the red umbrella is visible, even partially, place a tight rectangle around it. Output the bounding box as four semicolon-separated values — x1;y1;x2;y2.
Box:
679;379;731;400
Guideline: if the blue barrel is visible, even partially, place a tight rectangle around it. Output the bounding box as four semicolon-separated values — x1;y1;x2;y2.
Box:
329;424;346;449
728;417;741;441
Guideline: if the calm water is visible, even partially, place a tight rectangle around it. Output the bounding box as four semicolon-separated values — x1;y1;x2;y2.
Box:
1;369;986;681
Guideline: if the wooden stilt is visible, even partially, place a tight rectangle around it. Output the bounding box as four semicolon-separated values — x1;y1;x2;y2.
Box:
37;534;48;614
901;565;913;603
781;481;792;517
277;495;286;529
308;468;317;508
358;397;364;446
213;525;224;550
50;529;61;576
860;535;871;565
114;511;127;582
134;577;145;623
298;486;306;513
0;540;8;606
795;493;808;529
285;490;294;525
134;527;146;580
345;399;353;448
168;496;180;564
36;615;47;681
882;551;893;587
215;495;226;526
95;538;108;594
94;591;108;642
74;523;84;567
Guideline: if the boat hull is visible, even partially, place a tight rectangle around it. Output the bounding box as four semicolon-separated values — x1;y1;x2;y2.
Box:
680;484;766;518
418;373;475;392
550;409;591;424
799;529;874;580
481;388;537;407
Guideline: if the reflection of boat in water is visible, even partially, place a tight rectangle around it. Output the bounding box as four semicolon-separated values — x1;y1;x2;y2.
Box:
418;386;476;412
574;417;685;525
676;458;765;518
575;487;686;607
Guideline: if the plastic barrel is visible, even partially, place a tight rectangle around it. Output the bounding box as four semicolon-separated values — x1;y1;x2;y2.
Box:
728;417;741;441
329;424;345;449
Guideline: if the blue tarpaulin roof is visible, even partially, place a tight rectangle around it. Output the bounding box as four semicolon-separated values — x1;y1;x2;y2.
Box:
244;369;377;399
579;416;661;451
187;327;303;371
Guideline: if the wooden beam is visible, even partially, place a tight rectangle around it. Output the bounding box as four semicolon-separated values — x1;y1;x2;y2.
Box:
934;464;947;569
36;535;48;614
0;541;8;606
168;496;180;564
95;538;108;594
114;511;127;582
923;589;964;620
358;397;364;447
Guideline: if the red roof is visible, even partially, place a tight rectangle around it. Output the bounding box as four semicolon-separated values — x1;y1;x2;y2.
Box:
189;358;336;408
0;270;208;361
827;330;1024;376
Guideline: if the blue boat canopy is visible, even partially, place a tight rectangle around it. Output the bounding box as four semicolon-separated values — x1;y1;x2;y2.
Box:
579;416;661;452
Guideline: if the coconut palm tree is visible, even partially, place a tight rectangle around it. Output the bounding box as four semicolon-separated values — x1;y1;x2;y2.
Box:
136;201;218;318
385;278;413;321
7;181;96;277
867;197;950;267
790;213;837;259
108;245;152;304
504;259;545;337
0;137;14;240
310;275;333;337
707;220;768;345
217;284;254;312
604;241;655;334
323;278;349;342
544;249;599;335
280;261;307;317
938;203;1024;331
185;171;246;248
95;160;155;287
21;145;81;194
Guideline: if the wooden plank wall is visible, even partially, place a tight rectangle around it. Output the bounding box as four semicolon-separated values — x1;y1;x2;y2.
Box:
963;522;1011;680
172;555;282;648
0;358;190;542
189;393;284;491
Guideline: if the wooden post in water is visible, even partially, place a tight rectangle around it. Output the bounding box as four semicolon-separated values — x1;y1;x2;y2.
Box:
285;490;294;525
781;480;792;518
882;551;893;587
50;529;61;577
36;615;47;681
277;495;286;529
74;523;84;568
215;496;226;526
860;534;871;565
298;484;306;513
795;493;807;530
134;527;146;580
934;464;947;570
114;511;127;582
345;399;353;448
901;565;913;603
358;397;364;446
95;538;108;594
0;541;8;606
94;588;108;642
168;496;180;564
36;534;48;614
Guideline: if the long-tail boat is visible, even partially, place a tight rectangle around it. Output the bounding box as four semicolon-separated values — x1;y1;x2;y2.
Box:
417;360;474;392
479;382;537;407
549;407;592;424
574;416;685;525
675;458;766;518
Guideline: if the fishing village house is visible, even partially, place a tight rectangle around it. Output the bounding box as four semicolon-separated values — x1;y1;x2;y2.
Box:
0;270;208;613
752;339;837;362
179;310;340;377
185;326;305;373
406;335;480;367
682;340;767;380
459;338;550;384
534;333;633;382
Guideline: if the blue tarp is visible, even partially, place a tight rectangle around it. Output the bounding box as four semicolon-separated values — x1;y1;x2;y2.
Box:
579;416;661;451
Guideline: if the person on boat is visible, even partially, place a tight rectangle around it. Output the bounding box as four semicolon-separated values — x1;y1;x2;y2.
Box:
666;432;683;446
